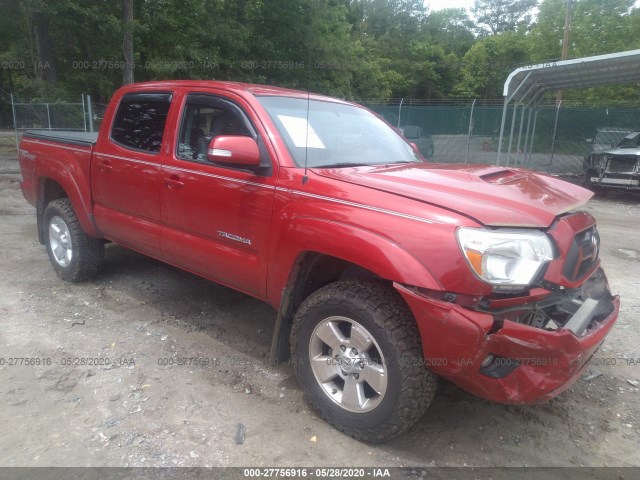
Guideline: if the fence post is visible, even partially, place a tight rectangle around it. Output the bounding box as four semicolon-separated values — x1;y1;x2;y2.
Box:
506;104;519;166
548;101;562;173
515;105;526;165
82;94;87;132
46;103;52;131
496;98;509;165
522;108;533;166
464;99;476;164
525;109;538;168
87;95;94;133
397;98;403;128
11;93;20;152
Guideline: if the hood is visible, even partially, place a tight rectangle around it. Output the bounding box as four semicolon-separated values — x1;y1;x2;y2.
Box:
312;163;593;228
592;147;640;156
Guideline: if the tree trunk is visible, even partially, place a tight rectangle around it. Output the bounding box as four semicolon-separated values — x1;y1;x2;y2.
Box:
122;0;134;85
33;11;57;84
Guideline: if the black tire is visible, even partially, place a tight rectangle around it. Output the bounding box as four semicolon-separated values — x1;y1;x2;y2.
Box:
43;198;104;282
425;144;434;158
291;280;438;443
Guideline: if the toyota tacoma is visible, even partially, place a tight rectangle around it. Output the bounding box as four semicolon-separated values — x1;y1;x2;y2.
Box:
18;81;619;443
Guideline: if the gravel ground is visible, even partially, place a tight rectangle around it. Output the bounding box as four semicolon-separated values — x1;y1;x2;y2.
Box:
0;151;639;470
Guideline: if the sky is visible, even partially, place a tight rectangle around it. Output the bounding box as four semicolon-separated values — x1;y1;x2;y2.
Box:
427;0;640;12
427;0;473;12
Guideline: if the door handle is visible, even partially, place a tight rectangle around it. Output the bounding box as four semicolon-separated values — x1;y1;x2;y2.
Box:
97;161;112;173
163;175;184;190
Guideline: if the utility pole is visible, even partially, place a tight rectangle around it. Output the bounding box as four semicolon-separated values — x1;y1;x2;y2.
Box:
556;0;572;104
122;0;134;85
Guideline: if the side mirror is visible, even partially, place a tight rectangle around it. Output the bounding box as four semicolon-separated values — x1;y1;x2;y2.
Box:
410;142;419;152
207;136;260;166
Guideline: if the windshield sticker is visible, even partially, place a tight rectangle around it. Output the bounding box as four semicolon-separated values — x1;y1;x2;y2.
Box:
277;115;326;149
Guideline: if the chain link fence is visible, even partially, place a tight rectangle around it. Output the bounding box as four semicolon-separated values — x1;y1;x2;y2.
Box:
362;99;640;175
9;94;107;150
6;94;640;176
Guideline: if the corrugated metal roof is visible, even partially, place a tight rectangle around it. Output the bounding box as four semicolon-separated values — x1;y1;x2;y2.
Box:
503;49;640;105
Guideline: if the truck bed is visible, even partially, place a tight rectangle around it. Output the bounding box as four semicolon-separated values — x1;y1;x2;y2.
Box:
23;130;99;147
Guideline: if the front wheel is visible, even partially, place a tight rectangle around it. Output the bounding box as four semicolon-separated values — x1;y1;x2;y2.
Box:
424;144;434;158
43;198;104;282
291;281;438;443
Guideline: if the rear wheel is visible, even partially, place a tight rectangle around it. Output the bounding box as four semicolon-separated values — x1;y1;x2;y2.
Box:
291;281;438;443
44;198;104;282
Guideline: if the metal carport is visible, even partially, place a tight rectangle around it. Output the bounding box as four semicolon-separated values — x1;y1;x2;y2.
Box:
496;49;640;167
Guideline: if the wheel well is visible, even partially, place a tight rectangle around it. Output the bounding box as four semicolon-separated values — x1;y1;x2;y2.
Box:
270;252;389;363
36;178;68;244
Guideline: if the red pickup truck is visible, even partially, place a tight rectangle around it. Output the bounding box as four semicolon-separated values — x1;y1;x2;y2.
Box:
18;81;619;442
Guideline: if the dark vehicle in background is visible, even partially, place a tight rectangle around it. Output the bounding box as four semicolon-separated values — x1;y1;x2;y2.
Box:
586;128;633;152
400;125;434;158
584;131;640;193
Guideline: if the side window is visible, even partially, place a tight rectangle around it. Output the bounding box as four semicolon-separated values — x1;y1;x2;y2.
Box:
177;101;251;162
111;93;172;153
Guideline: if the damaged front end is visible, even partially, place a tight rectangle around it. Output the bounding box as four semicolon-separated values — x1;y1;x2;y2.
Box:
395;211;619;404
584;132;640;191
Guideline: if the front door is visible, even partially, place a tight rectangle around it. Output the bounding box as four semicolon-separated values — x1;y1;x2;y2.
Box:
160;92;277;298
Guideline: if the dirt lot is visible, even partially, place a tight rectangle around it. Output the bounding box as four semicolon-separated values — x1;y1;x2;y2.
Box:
0;143;639;469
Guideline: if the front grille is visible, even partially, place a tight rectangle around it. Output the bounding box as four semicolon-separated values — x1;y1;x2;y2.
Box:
563;226;599;282
607;156;638;173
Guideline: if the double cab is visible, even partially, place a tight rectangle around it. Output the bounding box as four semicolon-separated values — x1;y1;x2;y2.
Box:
18;81;619;442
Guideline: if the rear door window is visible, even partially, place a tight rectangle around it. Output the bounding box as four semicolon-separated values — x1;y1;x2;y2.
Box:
111;92;172;153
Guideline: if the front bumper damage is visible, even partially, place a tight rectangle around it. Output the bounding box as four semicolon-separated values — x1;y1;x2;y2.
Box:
396;272;619;403
395;211;619;404
585;154;640;190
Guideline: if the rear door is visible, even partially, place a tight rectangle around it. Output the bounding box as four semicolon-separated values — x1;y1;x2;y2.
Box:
92;92;174;256
160;91;277;298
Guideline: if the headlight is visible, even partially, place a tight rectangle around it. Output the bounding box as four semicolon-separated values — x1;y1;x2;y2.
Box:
591;154;607;168
456;228;555;289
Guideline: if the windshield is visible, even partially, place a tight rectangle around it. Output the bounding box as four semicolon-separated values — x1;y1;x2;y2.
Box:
257;96;422;168
617;132;640;148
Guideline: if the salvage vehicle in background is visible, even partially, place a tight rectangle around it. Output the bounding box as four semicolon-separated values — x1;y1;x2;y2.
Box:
18;80;619;443
586;127;633;152
400;125;434;158
584;131;640;193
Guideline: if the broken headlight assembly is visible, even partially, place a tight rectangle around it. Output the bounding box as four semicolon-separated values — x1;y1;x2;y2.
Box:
456;227;555;291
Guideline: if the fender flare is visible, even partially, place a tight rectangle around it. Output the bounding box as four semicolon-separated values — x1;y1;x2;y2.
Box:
268;216;441;304
36;165;101;240
268;216;442;363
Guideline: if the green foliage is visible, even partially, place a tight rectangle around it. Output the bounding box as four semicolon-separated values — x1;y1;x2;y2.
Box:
0;0;639;124
471;0;537;34
456;32;530;99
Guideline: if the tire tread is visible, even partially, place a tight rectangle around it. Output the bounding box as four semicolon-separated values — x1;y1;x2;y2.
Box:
291;280;438;443
44;198;104;282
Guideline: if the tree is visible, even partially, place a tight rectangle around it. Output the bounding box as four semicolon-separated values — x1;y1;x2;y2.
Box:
472;0;537;34
455;32;530;98
423;8;475;57
529;0;640;104
122;0;134;85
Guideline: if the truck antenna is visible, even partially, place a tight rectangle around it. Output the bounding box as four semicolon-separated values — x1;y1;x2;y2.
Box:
302;40;311;185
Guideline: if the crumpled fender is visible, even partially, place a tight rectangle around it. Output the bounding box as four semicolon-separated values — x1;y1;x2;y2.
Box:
266;216;442;307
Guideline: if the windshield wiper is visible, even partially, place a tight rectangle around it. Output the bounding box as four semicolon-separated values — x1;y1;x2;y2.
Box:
314;160;418;169
314;162;373;168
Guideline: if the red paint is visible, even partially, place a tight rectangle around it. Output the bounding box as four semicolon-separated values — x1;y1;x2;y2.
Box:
18;80;619;405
